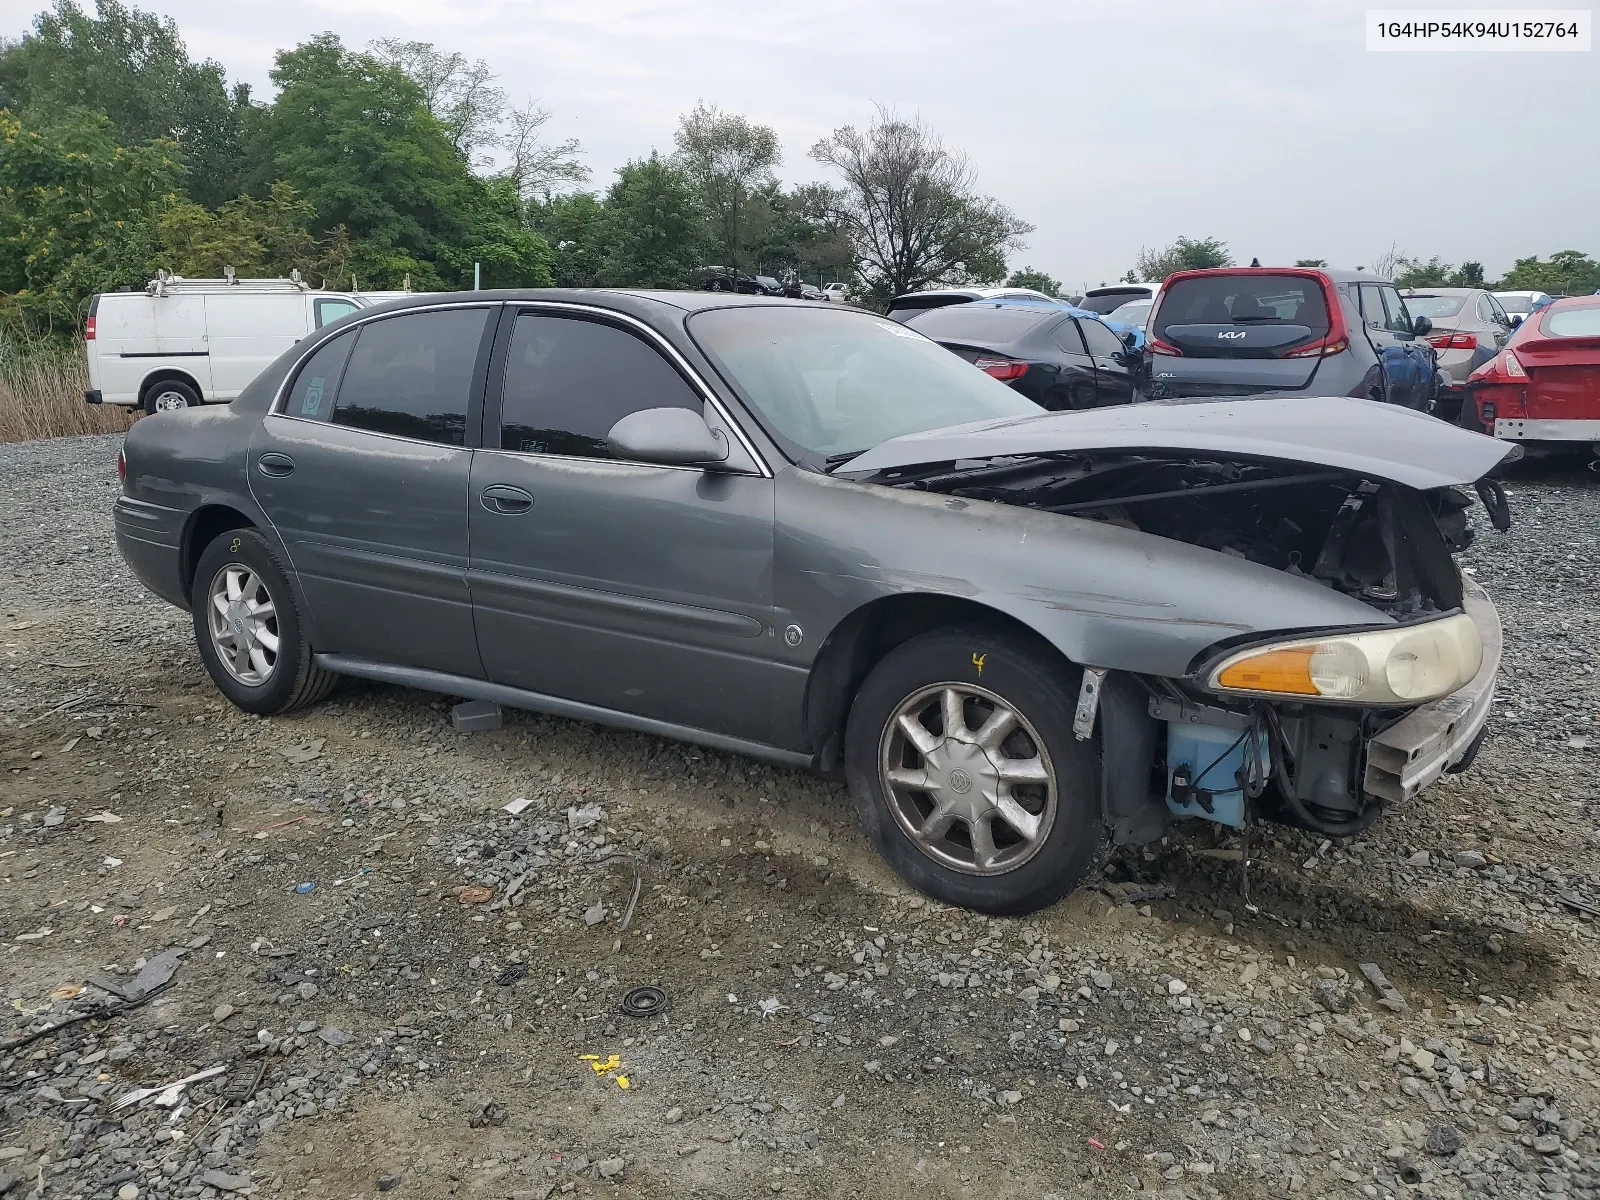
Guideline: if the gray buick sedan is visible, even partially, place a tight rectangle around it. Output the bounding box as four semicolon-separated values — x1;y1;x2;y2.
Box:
114;290;1511;914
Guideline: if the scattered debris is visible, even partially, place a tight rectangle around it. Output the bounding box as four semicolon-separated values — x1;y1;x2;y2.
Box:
221;1060;267;1105
1358;962;1407;1011
495;964;528;987
567;803;605;832
451;700;503;732
502;795;535;815
87;947;186;1003
619;986;668;1018
83;810;122;823
1425;1125;1464;1156
294;881;316;894
279;738;325;763
456;885;494;905
582;901;606;925
112;1064;226;1112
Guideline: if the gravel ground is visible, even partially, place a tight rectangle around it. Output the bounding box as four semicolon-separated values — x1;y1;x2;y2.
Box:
2;432;1598;1200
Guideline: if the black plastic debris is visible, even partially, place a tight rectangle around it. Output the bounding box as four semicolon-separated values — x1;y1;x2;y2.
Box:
619;985;668;1018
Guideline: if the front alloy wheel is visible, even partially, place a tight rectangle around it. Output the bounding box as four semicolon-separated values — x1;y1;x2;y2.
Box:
845;626;1106;915
879;682;1056;875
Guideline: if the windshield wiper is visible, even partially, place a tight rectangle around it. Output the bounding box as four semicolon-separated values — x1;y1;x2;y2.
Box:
824;449;868;473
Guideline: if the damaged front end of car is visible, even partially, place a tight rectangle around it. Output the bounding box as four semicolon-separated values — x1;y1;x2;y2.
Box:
844;399;1513;841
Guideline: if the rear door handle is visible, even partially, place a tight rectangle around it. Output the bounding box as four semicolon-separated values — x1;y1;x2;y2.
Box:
480;484;534;515
257;452;295;477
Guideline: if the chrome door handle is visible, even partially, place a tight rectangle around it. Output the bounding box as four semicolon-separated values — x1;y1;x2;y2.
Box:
257;453;295;477
480;485;534;515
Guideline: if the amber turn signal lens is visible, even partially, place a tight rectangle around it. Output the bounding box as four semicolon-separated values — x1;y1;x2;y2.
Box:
1214;647;1319;696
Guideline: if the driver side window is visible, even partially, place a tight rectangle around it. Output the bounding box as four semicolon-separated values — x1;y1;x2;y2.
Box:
498;313;703;459
1379;286;1414;335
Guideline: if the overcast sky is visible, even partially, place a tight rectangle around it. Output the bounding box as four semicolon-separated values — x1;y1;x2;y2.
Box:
4;0;1594;287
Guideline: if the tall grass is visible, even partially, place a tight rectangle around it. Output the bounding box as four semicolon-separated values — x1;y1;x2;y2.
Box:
0;334;136;443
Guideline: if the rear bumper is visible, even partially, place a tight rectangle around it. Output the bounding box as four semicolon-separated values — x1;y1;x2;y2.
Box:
114;496;190;609
1494;417;1600;442
1363;579;1500;804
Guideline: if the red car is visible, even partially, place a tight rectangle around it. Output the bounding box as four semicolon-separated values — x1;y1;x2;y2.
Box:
1466;294;1600;452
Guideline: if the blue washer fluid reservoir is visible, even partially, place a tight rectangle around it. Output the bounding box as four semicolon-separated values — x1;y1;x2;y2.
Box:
1165;720;1268;828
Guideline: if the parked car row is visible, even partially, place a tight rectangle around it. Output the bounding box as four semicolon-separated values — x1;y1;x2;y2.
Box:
1464;293;1600;452
691;266;846;304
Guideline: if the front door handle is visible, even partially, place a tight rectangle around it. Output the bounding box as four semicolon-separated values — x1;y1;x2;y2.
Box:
480;484;534;515
257;452;295;477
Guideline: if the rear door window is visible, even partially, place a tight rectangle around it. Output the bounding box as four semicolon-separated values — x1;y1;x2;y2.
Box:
498;313;702;459
903;305;1060;343
1154;275;1330;340
1078;318;1125;357
333;307;491;446
1359;285;1390;330
284;331;355;422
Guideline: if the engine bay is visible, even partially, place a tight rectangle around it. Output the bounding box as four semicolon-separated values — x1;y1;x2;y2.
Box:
875;452;1497;617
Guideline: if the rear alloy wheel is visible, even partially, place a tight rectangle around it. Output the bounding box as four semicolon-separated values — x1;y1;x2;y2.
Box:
845;627;1106;914
191;527;337;715
144;379;200;415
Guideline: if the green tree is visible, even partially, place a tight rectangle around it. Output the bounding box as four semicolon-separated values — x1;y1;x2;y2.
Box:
1456;261;1485;287
531;192;607;287
809;106;1031;303
673;102;780;276
0;105;180;332
440;176;553;289
1497;250;1600;295
0;0;245;207
1006;267;1059;295
1294;258;1328;267
1134;236;1232;282
1393;255;1453;289
159;181;350;284
597;154;704;287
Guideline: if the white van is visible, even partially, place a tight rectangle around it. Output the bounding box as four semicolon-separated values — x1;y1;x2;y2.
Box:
84;274;367;413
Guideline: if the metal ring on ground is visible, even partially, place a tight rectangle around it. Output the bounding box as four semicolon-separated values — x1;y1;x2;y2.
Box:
619;985;668;1018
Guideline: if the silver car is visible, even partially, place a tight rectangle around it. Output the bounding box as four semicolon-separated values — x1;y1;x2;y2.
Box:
1402;288;1514;385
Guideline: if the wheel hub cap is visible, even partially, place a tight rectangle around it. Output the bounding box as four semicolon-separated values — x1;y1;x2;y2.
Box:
879;682;1057;876
207;564;280;687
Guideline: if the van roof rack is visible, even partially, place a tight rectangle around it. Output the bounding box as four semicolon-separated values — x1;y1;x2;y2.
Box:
146;269;317;297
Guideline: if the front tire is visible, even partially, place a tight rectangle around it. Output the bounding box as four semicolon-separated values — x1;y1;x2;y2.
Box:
191;528;336;715
844;627;1106;915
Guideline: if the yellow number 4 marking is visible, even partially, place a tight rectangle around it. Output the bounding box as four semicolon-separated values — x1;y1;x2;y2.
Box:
971;653;986;675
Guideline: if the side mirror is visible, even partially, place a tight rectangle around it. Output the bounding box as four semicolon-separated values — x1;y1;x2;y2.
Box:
1510;314;1523;328
1411;315;1432;336
607;407;729;467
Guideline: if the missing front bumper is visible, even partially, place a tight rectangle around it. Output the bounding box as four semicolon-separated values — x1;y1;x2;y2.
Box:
1363;579;1501;804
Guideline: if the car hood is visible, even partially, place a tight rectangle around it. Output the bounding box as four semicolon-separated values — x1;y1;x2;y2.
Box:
842;396;1514;489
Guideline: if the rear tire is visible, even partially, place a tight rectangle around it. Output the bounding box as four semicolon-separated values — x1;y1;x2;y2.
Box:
191;527;337;715
144;379;200;415
844;626;1107;915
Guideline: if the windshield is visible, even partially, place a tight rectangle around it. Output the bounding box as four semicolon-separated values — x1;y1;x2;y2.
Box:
1404;295;1466;318
1077;291;1146;314
1495;293;1533;314
1106;298;1153;326
689;306;1040;467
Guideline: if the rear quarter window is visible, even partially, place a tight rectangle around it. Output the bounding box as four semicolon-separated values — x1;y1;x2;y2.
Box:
1155;275;1331;339
1544;307;1600;338
903;305;1060;342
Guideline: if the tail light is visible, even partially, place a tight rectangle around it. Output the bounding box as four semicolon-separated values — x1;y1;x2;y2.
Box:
85;315;97;341
1426;331;1478;350
1469;350;1527;384
116;448;127;482
974;357;1029;381
1284;336;1350;359
1148;336;1182;356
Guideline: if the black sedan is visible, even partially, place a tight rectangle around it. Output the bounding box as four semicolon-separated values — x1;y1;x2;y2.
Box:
902;301;1138;409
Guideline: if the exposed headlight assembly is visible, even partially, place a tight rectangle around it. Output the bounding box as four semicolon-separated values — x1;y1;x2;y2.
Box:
1206;613;1482;706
